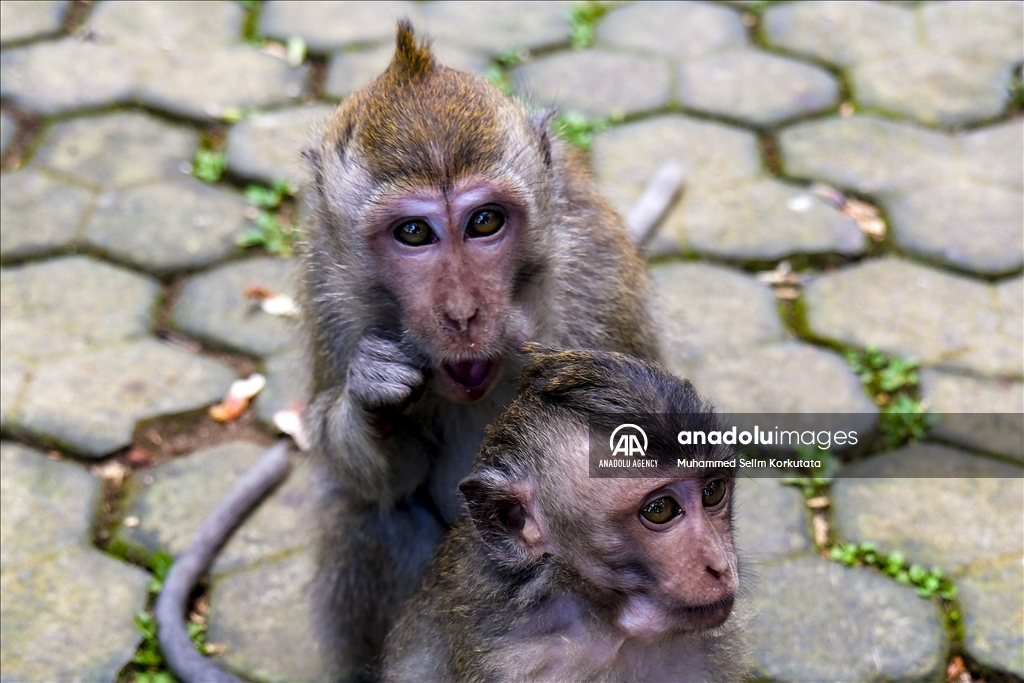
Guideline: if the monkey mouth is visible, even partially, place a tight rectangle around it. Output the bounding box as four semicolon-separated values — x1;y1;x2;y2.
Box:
675;595;735;631
443;359;493;388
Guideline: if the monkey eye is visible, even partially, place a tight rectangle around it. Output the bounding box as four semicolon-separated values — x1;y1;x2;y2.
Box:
465;209;505;238
394;219;435;246
640;496;682;528
702;480;727;507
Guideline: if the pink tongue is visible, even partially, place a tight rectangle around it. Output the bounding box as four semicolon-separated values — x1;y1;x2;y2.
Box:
446;360;491;387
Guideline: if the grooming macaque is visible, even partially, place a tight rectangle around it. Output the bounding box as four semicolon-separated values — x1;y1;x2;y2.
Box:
300;22;661;679
383;347;746;683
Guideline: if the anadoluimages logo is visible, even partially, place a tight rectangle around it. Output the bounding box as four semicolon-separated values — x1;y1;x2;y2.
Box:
609;424;648;457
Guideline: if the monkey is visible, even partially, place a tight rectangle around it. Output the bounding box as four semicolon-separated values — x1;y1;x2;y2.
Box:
299;22;663;681
382;346;748;683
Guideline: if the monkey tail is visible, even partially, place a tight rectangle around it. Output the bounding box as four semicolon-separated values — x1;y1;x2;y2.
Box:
155;440;294;683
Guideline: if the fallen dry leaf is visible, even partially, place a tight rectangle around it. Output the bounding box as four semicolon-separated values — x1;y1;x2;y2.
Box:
756;260;800;286
842;198;886;241
806;496;830;510
812;514;829;547
209;373;266;422
92;460;127;487
126;447;153;467
245;284;300;317
123;516;140;528
274;404;310;450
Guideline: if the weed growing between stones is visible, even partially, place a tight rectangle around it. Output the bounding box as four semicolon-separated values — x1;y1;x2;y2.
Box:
844;346;936;448
553;111;617;151
567;1;611;50
238;178;299;256
191;149;227;183
484;50;523;96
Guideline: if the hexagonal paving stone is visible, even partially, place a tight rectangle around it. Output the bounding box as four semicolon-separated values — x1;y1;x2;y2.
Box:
87;0;244;53
0;359;27;431
0;1;66;45
689;341;879;416
33;111;196;190
779;115;957;196
171;256;299;357
803;258;1023;378
83;179;248;275
832;445;1023;571
418;1;569;56
113;440;314;574
324;41;490;100
208;548;334;682
138;46;307;121
921;0;1024;64
651;262;784;376
959;120;1024;190
225;105;334;186
254;347;307;427
0;442;98;571
886;179;1023;276
851;52;1012;127
921;369;1024;462
261;0;422;54
733;477;813;564
763;0;917;68
17;339;236;457
0;110;15;155
676;178;864;262
512;49;671;120
677;49;839;127
596;1;747;62
592;115;762;216
747;557;947;682
959;557;1024;678
0;546;150;682
0;39;141;115
0;170;92;261
0;255;159;364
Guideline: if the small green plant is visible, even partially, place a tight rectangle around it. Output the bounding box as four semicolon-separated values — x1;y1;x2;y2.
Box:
568;1;611;49
238;178;299;256
1009;73;1024;111
747;0;772;15
484;50;522;95
828;542;958;600
845;346;920;396
879;395;937;448
192;149;227;183
781;445;839;497
552;111;613;150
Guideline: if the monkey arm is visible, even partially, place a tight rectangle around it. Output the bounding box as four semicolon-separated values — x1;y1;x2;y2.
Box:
155;439;293;683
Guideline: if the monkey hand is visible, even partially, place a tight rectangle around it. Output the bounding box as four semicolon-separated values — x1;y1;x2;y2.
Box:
348;330;426;412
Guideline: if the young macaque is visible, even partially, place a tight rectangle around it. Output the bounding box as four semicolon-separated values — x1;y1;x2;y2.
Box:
383;347;748;683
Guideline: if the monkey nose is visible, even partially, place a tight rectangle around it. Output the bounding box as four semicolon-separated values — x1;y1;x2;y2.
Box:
443;309;478;334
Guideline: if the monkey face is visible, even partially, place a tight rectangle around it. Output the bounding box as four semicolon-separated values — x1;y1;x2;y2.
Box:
368;178;533;404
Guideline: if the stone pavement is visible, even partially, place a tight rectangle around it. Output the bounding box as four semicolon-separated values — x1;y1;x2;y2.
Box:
0;1;1021;681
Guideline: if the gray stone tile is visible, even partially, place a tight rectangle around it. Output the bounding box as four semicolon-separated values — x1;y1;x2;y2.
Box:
87;0;244;53
18;339;236;457
592;115;762;216
689;341;879;415
733;478;812;565
83;179;248;275
113;441;314;574
959;120;1024;190
137;46;307;121
959;557;1024;678
677;178;864;261
512;49;671;119
418;1;569;56
208;548;334;682
887;179;1023;276
0;359;27;431
0;170;92;261
33;111;196;190
260;0;422;54
921;370;1024;463
651;262;784;375
851;52;1012;127
0;39;141;115
779;115;957;196
921;0;1024;64
747;557;947;682
225;104;334;186
0;255;159;364
832;444;1023;571
677;48;839;127
0;110;15;156
803;258;1023;378
0;442;99;571
0;546;149;682
0;0;67;45
171;256;300;357
254;347;307;428
596;1;747;61
763;0;917;68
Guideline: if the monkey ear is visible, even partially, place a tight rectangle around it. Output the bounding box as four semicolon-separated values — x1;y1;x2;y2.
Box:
460;470;548;567
529;109;556;168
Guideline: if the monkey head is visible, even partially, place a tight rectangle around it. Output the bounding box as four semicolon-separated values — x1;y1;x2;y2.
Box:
306;22;556;404
459;347;740;639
